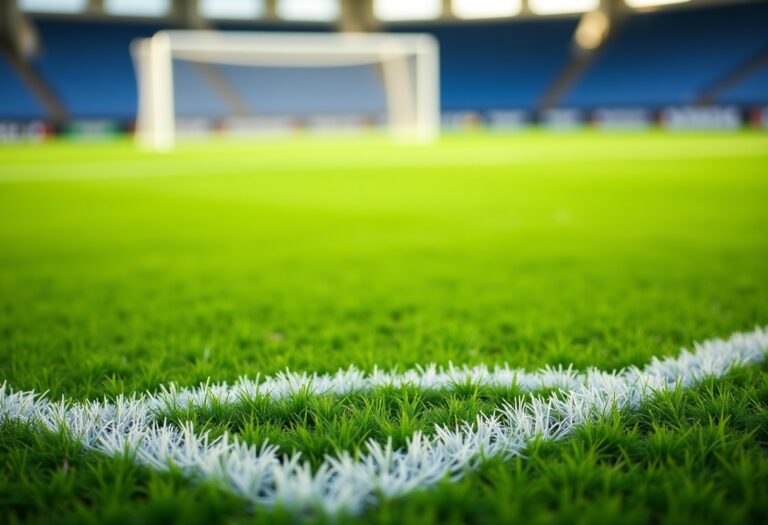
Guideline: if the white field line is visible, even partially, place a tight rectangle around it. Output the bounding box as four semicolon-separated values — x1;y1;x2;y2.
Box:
1;327;767;516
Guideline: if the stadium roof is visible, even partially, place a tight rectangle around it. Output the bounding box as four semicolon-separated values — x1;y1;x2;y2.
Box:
13;0;762;27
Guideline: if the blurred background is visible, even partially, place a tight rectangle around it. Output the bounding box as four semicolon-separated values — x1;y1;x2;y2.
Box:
0;0;767;142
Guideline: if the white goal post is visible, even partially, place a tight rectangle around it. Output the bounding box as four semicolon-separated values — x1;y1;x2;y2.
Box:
131;30;440;151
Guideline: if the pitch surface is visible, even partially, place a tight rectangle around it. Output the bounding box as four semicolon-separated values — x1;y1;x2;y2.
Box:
1;132;767;524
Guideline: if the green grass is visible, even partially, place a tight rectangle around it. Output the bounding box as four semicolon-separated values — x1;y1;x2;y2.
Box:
1;131;768;523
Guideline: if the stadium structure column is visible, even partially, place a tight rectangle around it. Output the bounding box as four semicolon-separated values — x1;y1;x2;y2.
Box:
440;0;454;19
173;0;209;29
0;0;36;58
537;0;627;111
338;0;379;32
85;0;103;15
0;0;68;125
264;0;278;21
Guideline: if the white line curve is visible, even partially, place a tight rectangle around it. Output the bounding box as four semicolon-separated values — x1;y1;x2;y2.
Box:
1;326;767;516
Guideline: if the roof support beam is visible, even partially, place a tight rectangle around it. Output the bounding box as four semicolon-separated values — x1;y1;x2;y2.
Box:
537;0;628;110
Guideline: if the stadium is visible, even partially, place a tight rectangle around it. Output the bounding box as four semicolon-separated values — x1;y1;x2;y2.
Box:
1;0;767;523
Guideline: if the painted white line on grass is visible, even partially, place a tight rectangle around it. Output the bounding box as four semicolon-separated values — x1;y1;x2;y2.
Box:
1;327;767;516
142;337;757;412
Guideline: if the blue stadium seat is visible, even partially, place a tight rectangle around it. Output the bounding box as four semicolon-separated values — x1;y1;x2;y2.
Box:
171;61;388;119
389;19;578;111
215;64;387;116
564;3;768;108
719;64;768;106
171;60;232;119
0;53;45;119
32;20;161;120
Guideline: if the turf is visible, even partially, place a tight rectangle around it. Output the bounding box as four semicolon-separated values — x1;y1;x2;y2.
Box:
1;131;767;523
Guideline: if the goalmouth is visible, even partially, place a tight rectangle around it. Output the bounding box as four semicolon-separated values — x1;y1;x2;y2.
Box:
131;30;440;151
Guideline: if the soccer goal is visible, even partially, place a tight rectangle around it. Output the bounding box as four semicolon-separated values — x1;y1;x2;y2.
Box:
131;30;440;151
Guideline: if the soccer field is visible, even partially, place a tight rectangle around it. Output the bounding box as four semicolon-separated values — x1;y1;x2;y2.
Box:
1;132;768;524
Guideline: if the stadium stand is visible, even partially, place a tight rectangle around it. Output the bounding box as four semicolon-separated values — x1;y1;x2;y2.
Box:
2;1;768;124
563;2;768;108
0;52;44;119
27;17;578;119
32;19;161;120
169;61;387;120
209;64;387;116
171;60;232;119
390;19;578;111
719;64;768;106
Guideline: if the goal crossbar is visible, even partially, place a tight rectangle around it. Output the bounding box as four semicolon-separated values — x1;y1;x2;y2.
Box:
131;30;440;151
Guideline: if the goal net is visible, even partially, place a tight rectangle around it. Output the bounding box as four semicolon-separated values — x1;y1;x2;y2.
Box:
131;30;440;151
